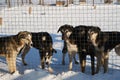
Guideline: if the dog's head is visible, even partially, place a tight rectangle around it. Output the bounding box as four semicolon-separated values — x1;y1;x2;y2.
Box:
57;24;74;40
88;27;101;42
17;31;32;47
69;25;88;43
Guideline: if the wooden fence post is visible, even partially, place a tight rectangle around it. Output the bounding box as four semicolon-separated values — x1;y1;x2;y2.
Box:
29;6;32;14
0;17;2;26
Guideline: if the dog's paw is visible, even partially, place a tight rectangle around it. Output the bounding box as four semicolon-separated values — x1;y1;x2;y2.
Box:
12;70;20;75
48;67;54;73
23;63;28;66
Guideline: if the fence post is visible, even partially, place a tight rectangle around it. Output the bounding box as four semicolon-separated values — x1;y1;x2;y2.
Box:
29;6;32;14
0;17;2;26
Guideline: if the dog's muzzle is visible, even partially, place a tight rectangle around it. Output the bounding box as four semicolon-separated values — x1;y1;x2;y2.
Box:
29;41;33;47
26;41;33;48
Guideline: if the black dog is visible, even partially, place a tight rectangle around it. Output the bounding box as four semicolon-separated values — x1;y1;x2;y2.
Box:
69;25;101;75
57;24;79;65
21;32;57;72
88;28;120;73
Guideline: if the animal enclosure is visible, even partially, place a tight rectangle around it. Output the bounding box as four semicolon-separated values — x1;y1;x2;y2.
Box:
0;0;120;80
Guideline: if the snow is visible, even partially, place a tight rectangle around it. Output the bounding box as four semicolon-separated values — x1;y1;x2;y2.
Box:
0;1;120;80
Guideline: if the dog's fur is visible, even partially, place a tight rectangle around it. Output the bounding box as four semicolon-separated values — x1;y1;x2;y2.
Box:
57;24;79;66
0;31;32;74
88;28;120;73
21;32;57;70
115;44;120;56
69;25;101;75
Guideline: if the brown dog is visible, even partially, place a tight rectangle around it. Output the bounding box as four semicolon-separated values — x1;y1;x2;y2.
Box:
0;31;32;74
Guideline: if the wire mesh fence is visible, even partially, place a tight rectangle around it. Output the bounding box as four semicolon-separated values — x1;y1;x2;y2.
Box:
0;0;120;80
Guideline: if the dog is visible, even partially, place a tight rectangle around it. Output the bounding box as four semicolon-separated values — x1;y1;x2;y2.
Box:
88;28;120;73
69;25;101;75
57;24;79;65
21;32;57;72
0;31;32;74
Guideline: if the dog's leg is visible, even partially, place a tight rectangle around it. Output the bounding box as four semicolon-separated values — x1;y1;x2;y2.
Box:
90;54;95;75
73;54;79;64
68;53;73;70
80;53;86;73
96;52;102;74
6;53;17;74
41;56;45;69
47;56;54;73
103;51;109;73
21;46;30;65
62;41;67;65
62;53;66;65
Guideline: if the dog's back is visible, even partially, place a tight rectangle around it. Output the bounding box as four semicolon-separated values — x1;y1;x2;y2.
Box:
0;35;17;56
31;32;53;51
101;32;120;51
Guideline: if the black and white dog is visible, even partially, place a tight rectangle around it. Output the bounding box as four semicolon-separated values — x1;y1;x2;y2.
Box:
21;32;57;72
69;25;101;75
88;28;120;73
57;24;79;66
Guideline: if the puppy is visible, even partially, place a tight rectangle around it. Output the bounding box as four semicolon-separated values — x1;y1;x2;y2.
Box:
21;32;57;72
57;24;79;65
0;31;32;74
88;28;120;73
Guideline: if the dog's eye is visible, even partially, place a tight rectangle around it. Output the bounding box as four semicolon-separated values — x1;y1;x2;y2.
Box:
91;32;94;35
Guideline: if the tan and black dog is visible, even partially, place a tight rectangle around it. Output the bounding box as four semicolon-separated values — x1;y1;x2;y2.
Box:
69;25;100;75
57;24;79;65
21;32;57;72
0;31;32;74
88;28;120;74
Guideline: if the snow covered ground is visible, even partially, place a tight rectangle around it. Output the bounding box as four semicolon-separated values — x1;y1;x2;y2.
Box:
0;1;120;80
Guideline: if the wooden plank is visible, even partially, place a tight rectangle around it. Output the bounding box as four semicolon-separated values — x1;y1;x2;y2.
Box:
0;17;2;25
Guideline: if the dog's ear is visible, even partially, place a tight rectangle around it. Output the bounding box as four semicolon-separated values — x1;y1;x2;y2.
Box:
57;26;62;33
96;27;101;32
69;26;74;32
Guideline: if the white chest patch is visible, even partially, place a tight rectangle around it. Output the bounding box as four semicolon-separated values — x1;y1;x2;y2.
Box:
66;32;72;37
46;52;48;56
42;36;46;41
67;43;78;53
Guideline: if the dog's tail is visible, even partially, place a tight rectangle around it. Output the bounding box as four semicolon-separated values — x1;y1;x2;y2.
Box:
115;45;120;56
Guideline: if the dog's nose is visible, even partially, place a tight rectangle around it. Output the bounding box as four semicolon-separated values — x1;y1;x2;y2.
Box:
30;41;33;46
31;42;33;46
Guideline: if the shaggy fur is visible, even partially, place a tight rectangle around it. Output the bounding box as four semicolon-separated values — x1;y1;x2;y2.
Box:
0;31;32;74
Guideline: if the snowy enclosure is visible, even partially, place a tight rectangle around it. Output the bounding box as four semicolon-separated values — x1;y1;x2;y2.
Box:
0;0;120;80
